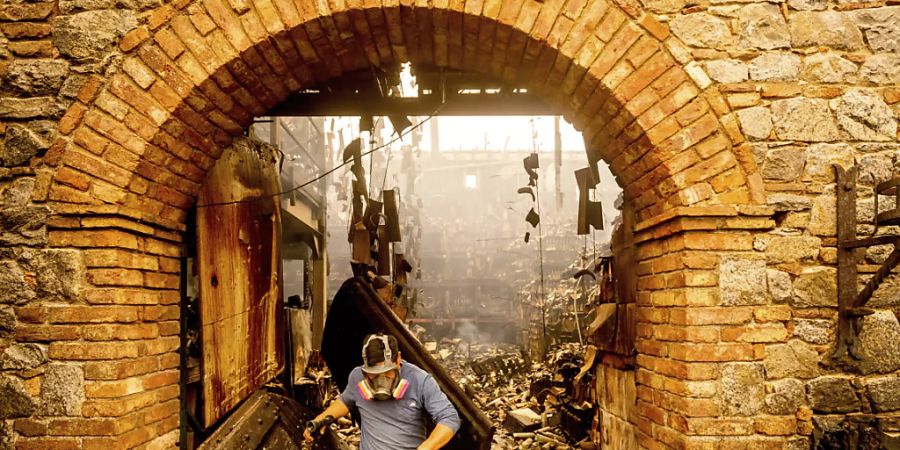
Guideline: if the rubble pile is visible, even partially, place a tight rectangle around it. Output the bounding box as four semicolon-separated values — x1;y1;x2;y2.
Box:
420;338;597;449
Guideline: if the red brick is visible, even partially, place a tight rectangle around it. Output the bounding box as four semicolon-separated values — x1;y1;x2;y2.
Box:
47;305;140;324
85;377;144;398
13;418;48;437
84;288;162;306
83;390;158;417
15;438;81;450
58;103;86;135
119;26;150;52
84;357;159;380
14;325;81;342
721;324;789;343
142;369;178;390
82;323;159;341
86;268;144;287
755;416;797;436
669;342;755;362
49;341;142;360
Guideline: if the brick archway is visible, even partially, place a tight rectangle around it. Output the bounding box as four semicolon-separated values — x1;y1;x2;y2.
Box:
48;0;761;229
32;1;772;448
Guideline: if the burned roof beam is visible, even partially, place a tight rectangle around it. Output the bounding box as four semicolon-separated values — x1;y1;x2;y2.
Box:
267;91;555;117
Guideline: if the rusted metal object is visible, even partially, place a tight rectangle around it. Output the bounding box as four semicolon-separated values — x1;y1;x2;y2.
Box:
831;165;900;365
321;277;495;450
198;390;346;450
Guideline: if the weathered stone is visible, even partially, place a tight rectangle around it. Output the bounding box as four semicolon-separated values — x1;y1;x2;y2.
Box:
807;377;859;413
719;256;768;305
2;124;49;167
0;261;36;305
767;269;792;303
0;420;10;450
640;0;685;13
53;10;138;61
771;98;841;142
0;344;47;370
793;318;831;344
857;152;894;185
0;30;9;59
854;310;900;375
858;194;896;224
765;378;805;415
737;4;790;50
5;60;70;96
807;189;835;236
790;11;866;50
0;306;14;333
762;146;805;181
669;13;733;48
763;235;820;263
803;143;854;182
866;243;894;264
58;0;116;14
866;377;900;412
0;375;37;418
851;6;900;53
705;59;749;83
801;53;857;84
25;250;84;301
792;267;836;307
859;54;900;85
833;90;897;142
868;271;900;308
41;364;84;416
720;363;765;416
0;177;36;207
0;206;49;247
764;340;820;379
749;52;801;81
767;193;812;211
787;0;825;10
0;98;66;120
736;106;773;140
786;437;810;450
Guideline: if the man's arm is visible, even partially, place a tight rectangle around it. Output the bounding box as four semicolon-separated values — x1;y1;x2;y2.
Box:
418;423;455;450
303;398;350;442
419;374;461;450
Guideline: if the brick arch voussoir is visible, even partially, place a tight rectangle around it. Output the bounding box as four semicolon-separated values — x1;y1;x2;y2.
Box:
49;0;758;232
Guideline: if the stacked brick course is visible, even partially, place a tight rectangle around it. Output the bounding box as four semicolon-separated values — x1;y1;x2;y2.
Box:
0;0;897;448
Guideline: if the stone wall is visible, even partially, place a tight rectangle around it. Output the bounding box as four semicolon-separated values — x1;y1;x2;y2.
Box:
649;1;900;447
0;0;897;449
1;2;180;449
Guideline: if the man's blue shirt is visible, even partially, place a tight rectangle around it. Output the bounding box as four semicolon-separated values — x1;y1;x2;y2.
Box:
340;361;461;450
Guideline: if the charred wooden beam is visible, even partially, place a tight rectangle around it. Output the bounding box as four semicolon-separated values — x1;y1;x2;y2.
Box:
268;91;554;117
322;277;495;450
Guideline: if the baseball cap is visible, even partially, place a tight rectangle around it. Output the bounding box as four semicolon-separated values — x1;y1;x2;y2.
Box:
361;334;399;375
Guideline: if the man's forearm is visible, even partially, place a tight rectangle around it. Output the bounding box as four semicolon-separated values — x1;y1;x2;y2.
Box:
418;423;455;450
314;398;350;423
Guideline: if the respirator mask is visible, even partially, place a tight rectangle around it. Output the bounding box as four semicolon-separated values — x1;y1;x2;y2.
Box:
357;335;409;401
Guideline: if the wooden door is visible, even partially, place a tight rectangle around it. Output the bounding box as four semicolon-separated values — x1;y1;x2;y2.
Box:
196;137;284;427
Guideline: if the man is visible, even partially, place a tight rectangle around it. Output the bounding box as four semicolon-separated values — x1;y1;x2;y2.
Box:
305;333;460;450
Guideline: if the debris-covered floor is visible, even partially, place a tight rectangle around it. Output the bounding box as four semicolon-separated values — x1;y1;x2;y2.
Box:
324;339;594;449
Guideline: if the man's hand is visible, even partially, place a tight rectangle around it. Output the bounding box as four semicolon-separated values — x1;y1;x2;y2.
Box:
304;415;335;443
303;399;349;443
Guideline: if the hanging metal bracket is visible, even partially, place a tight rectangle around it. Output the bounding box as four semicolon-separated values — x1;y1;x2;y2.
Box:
830;165;900;365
